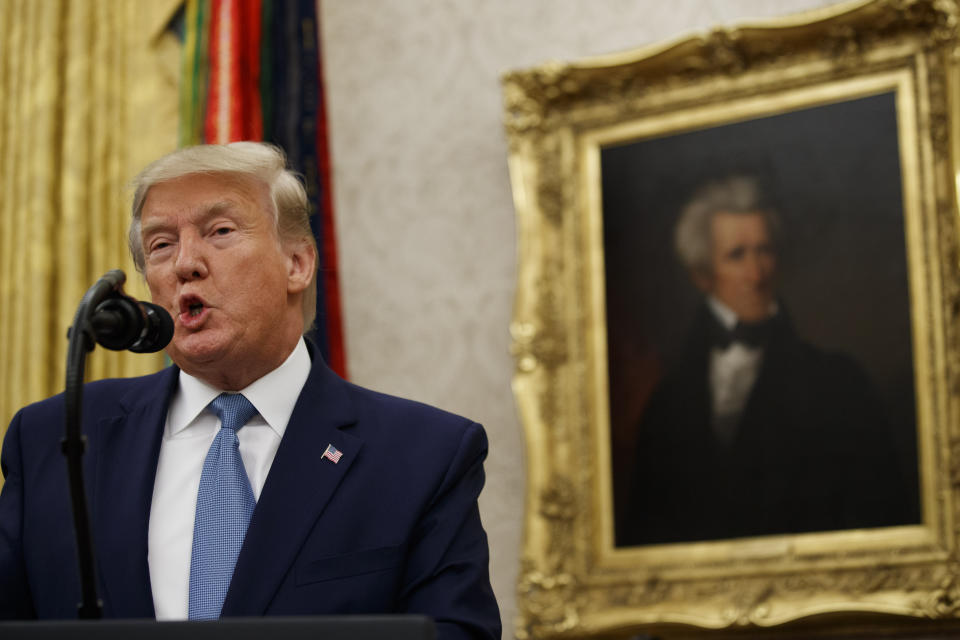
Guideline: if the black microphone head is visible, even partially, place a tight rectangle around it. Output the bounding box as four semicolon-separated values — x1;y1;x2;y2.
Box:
90;297;143;351
130;302;174;353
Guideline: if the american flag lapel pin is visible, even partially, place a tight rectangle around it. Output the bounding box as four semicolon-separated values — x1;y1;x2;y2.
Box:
323;443;343;464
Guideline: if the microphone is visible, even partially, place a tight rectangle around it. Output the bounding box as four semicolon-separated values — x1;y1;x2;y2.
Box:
62;269;173;619
89;295;174;353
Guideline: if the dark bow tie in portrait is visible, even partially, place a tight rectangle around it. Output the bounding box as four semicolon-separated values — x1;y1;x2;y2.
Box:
709;316;774;349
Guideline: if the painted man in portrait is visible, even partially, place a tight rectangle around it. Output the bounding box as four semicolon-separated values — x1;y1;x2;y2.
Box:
617;176;915;547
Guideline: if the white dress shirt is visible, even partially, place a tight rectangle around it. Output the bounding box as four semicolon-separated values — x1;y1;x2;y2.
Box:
148;338;311;620
706;298;770;443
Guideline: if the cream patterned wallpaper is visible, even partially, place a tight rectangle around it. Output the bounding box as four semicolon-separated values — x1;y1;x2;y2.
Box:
319;0;841;633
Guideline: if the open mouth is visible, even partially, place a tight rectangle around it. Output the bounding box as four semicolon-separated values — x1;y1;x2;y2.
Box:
178;294;209;324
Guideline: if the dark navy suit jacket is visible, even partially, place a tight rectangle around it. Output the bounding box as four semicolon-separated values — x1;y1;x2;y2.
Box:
0;347;501;639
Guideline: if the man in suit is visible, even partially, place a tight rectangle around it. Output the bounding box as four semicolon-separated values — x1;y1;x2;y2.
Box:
616;176;916;547
0;142;501;639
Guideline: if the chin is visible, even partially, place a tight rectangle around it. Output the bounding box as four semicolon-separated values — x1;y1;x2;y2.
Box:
737;306;773;323
168;334;231;368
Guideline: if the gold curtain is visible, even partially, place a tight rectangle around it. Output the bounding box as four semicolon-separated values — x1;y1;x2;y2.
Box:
0;0;182;464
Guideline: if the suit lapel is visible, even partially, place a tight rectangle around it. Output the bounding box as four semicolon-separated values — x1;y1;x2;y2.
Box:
682;308;716;445
92;367;177;618
222;357;361;616
737;315;797;445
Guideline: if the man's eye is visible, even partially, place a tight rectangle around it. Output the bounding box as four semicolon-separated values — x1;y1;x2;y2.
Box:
726;247;745;260
214;227;233;236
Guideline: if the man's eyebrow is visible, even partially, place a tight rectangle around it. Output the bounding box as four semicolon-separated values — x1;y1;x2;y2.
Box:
141;200;236;236
141;218;172;237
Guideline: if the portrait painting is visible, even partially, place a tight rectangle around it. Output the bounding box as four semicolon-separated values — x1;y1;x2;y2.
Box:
602;92;922;548
504;1;960;636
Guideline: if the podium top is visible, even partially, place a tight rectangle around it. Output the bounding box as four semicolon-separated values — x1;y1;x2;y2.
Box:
0;615;436;640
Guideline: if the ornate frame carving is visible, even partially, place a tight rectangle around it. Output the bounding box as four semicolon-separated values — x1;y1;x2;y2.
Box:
503;1;960;637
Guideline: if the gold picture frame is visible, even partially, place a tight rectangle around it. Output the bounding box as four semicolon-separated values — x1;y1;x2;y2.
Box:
502;1;960;637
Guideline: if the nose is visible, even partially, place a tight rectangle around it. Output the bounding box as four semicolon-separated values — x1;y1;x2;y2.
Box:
173;233;209;281
743;252;770;284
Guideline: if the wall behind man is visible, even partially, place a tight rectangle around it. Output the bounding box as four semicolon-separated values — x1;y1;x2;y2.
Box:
319;0;841;632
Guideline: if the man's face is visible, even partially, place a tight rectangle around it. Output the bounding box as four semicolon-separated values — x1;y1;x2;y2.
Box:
697;211;776;323
139;173;314;388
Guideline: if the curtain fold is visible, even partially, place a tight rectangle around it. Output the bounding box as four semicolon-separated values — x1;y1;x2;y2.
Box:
0;0;181;451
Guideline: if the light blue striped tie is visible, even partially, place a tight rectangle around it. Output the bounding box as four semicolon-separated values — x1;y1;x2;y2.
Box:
188;393;258;620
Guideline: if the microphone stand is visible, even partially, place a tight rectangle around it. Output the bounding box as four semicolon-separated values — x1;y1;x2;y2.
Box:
62;269;129;619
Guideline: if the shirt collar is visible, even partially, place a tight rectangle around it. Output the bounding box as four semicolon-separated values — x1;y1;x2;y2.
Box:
167;337;312;438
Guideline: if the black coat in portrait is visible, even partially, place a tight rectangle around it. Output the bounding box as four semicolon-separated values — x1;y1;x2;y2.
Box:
616;304;918;547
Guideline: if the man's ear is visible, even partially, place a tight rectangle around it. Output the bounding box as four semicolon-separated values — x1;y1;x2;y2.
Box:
285;238;317;295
